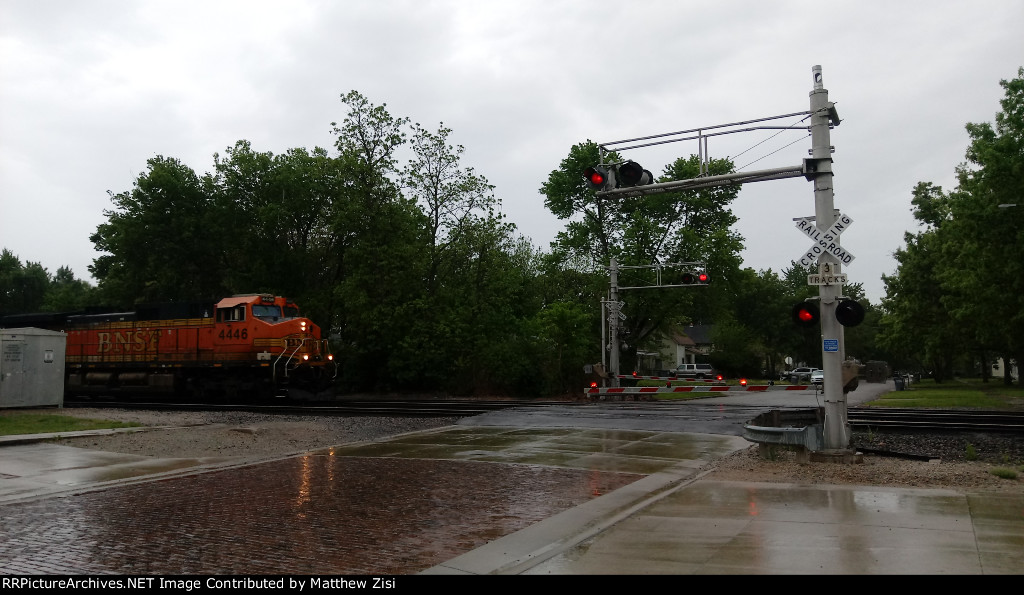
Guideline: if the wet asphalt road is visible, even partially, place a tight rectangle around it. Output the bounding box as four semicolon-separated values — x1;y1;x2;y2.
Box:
463;380;895;436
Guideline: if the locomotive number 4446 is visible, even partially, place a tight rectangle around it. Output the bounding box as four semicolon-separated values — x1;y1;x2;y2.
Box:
218;328;249;340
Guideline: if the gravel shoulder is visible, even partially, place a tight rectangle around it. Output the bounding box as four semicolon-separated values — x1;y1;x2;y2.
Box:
49;407;1024;494
49;408;459;460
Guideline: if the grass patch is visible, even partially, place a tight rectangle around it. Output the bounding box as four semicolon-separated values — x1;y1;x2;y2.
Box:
989;468;1019;480
864;378;1024;409
0;410;141;436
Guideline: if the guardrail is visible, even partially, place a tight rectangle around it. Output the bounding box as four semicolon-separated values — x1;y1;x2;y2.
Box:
742;408;825;461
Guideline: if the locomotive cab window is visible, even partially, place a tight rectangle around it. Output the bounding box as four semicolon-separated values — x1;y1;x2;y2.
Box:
216;305;246;323
253;304;283;321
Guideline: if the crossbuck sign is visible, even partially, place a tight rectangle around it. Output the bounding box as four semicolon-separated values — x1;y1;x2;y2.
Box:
795;212;856;268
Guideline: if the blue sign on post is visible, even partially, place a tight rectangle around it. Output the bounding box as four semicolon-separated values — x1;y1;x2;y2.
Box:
823;339;839;352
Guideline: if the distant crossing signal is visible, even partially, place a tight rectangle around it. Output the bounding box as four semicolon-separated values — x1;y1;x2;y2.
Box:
583;161;653;192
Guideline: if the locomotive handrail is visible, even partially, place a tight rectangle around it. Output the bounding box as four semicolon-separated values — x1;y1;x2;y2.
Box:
272;335;335;382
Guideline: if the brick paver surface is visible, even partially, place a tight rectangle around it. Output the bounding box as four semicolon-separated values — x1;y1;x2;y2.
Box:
0;456;642;575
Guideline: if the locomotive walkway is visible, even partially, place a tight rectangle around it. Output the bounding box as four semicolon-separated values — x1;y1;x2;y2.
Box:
1;381;1022;575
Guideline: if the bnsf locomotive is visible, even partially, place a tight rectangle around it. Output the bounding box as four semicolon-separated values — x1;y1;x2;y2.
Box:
3;294;336;401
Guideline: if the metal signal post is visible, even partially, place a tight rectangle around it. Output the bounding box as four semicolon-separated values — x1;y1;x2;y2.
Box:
807;65;848;452
602;258;708;387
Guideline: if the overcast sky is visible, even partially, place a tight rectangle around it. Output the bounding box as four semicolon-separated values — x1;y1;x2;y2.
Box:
2;1;1021;304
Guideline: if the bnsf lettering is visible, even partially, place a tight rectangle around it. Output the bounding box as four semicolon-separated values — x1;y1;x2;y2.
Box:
218;328;249;340
97;331;159;354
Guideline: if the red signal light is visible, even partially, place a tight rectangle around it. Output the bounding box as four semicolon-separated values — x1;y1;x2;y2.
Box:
698;272;709;283
792;302;820;327
590;381;598;388
583;166;615;191
740;378;747;386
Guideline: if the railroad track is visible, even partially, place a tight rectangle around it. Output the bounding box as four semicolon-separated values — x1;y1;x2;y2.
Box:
62;399;565;417
64;400;1024;434
848;407;1024;434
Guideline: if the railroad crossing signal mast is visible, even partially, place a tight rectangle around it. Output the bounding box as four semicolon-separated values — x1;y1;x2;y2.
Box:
806;65;849;452
588;66;852;453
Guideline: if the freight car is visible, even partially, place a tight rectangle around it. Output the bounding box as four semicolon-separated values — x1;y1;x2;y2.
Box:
2;294;336;401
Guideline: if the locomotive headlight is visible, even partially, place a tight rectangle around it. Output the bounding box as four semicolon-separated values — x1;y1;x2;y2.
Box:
327;354;334;361
303;354;309;361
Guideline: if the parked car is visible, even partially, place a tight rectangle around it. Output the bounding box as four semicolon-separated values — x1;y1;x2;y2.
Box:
810;369;824;385
783;367;818;383
672;363;721;380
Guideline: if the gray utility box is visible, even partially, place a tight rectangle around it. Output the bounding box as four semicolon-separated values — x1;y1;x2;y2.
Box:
1;328;66;408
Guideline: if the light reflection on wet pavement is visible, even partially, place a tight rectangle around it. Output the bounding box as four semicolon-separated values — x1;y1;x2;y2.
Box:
1;426;735;574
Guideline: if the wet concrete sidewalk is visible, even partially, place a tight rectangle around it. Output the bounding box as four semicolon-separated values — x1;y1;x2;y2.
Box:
1;407;1023;574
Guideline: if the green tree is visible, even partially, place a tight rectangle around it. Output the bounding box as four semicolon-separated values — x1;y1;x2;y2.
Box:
326;91;428;391
0;250;49;315
728;267;792;376
212;141;343;323
941;68;1024;382
401;121;496;292
90;156;224;305
879;68;1024;383
42;266;96;312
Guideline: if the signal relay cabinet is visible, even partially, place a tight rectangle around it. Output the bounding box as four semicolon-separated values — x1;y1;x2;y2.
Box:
0;328;67;408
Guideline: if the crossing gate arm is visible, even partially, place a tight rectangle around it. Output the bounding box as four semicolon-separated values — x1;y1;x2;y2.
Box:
586;384;812;396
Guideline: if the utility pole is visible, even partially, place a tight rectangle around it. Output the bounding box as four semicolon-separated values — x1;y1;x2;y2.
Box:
608;258;621;388
809;65;849;451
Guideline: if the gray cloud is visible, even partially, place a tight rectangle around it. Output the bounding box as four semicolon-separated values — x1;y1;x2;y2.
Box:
2;0;1021;303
